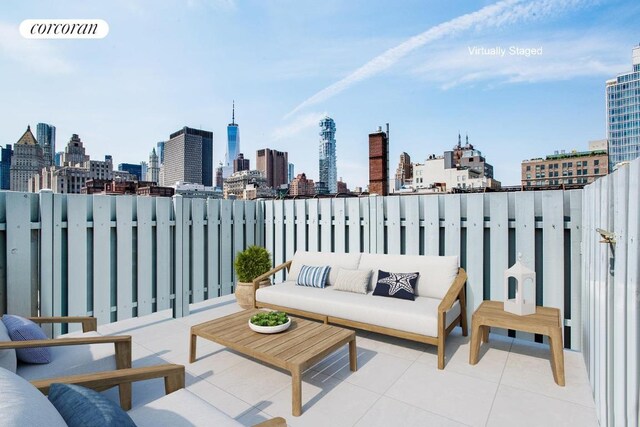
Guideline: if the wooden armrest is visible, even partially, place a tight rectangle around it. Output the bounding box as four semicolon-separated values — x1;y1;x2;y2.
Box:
0;335;131;350
252;260;292;290
32;364;185;397
28;316;97;332
253;417;287;427
438;268;467;313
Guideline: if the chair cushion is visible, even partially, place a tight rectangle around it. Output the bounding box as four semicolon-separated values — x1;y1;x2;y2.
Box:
296;265;331;288
1;315;51;364
333;268;372;294
372;270;419;301
358;253;459;299
17;331;116;381
0;320;17;373
48;383;136;427
288;251;361;286
0;366;67;427
129;389;244;427
256;281;460;337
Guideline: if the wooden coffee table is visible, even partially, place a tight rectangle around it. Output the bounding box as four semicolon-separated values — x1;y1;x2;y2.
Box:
190;309;357;416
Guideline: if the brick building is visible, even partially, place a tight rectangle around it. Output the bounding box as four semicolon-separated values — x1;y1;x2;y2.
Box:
368;126;389;196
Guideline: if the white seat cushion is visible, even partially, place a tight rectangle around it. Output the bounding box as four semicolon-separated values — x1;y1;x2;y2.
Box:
0;366;67;427
288;251;361;286
358;253;459;299
17;331;117;381
256;282;460;337
129;389;244;427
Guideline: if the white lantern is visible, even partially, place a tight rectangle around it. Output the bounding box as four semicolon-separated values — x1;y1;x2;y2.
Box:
503;253;536;316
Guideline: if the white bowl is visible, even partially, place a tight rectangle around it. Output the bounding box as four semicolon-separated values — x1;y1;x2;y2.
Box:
248;317;291;334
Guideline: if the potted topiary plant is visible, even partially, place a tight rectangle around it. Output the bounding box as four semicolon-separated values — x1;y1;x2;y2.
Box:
234;245;272;309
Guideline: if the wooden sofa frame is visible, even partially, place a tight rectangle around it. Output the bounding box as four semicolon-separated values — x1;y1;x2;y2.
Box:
32;363;286;427
253;261;468;369
0;316;134;409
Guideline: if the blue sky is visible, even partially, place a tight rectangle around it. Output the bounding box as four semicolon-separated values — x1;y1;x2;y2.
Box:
1;0;639;187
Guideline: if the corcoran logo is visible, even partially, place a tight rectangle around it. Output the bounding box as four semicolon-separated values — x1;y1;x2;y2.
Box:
19;19;109;39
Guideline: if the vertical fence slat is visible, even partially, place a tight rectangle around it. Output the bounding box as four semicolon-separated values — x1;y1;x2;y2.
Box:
116;196;134;320
274;200;285;282
136;197;153;316
404;196;419;255
207;199;220;298
220;199;233;295
264;200;274;258
92;196;112;324
334;198;346;253
542;191;565;320
513;192;535;341
488;193;508;337
295;199;306;253
155;197;171;310
360;198;370;253
387;196;401;254
233;200;245;263
66;195;88;330
569;190;582;351
284;199;295;266
52;195;65;336
191;198;205;303
424;196;439;256
347;198;360;253
465;194;484;324
308;199;319;252
6;192;35;317
38;190;54;335
444;195;461;257
613;166;629;425
625;160;639;427
320;199;332;253
245;200;256;247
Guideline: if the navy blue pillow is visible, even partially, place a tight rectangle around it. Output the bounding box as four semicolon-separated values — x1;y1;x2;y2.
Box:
48;383;137;427
372;270;419;301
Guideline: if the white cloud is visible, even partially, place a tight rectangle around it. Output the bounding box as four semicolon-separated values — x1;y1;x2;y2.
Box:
0;22;73;74
284;0;592;118
270;111;327;142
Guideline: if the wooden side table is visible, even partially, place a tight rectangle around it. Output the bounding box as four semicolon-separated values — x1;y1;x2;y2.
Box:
469;300;565;386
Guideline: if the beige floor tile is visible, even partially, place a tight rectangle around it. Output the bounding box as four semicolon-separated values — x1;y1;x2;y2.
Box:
487;385;598;427
354;395;468;427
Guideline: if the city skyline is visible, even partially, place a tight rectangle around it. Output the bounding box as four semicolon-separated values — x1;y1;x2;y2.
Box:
1;1;639;188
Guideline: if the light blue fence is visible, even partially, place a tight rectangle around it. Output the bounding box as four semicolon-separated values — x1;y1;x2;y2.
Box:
581;158;640;427
0;189;582;350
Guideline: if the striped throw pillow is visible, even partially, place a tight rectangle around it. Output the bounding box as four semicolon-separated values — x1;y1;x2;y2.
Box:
296;265;331;288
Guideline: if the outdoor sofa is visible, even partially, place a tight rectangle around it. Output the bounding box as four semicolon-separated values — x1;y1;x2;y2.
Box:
254;250;468;369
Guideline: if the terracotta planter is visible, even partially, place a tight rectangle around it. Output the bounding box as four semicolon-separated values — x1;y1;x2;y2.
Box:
235;279;270;309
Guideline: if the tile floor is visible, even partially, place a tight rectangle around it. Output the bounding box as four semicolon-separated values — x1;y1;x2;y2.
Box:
96;295;599;427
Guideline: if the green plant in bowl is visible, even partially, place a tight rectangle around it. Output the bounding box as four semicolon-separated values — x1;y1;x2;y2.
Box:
250;311;289;327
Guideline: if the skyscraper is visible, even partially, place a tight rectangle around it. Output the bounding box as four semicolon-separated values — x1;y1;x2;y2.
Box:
394;152;412;191
288;163;294;183
10;126;44;191
607;45;640;170
163;127;213;186
318;116;337;193
36;123;56;166
156;141;165;164
256;148;288;189
233;153;250;173
368;126;389;196
118;163;143;180
226;101;240;175
147;148;160;183
0;145;13;190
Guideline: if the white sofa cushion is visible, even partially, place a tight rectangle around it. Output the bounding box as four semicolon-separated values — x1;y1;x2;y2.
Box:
17;331;116;381
256;281;460;337
358;253;459;299
288;251;361;286
129;389;244;427
0;366;67;427
334;268;372;294
0;320;17;373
